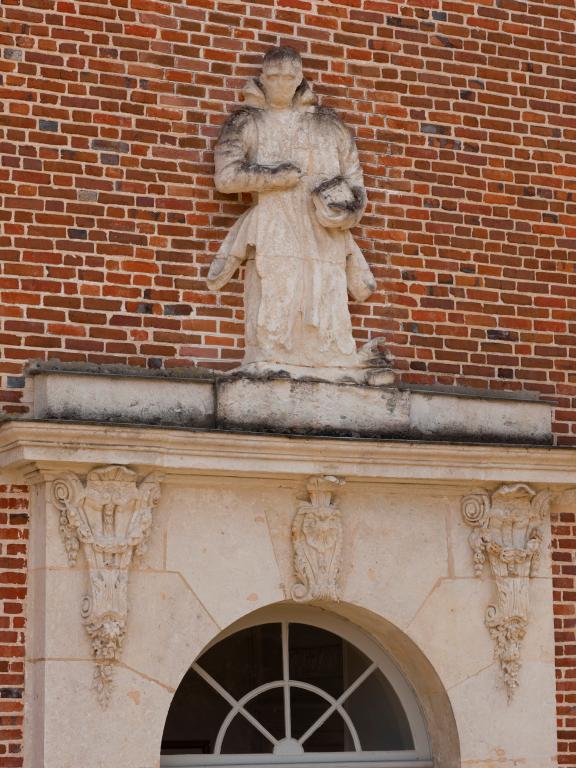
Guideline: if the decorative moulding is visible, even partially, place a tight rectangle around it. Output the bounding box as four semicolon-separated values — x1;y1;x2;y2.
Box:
292;475;345;602
51;465;163;707
0;420;566;486
461;483;551;700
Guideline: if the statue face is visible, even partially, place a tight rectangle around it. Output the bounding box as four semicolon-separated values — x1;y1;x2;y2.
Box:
260;60;302;109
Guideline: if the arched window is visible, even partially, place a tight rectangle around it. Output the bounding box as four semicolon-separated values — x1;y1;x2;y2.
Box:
161;608;432;768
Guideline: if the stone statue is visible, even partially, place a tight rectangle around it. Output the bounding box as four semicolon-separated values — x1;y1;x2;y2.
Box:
208;46;382;381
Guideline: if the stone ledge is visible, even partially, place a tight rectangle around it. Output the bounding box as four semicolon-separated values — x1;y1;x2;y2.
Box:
28;370;552;445
0;421;570;485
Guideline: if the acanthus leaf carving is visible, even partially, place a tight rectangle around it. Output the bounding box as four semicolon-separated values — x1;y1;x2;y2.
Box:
291;475;344;602
461;483;552;701
51;465;163;707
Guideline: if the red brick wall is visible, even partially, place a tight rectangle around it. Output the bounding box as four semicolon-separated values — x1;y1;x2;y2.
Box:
0;486;28;768
553;500;576;766
0;0;575;764
0;0;575;440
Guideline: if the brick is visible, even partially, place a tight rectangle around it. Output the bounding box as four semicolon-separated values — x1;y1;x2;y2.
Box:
0;4;575;758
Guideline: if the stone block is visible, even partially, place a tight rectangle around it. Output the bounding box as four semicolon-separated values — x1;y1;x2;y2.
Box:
32;371;214;428
217;377;552;443
216;376;411;437
409;390;552;444
28;368;553;444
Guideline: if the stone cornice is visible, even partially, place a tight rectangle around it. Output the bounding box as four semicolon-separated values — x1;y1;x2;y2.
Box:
0;419;575;486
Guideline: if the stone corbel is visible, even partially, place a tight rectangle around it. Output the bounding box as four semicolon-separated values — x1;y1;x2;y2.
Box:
291;475;344;602
51;465;163;707
461;483;551;700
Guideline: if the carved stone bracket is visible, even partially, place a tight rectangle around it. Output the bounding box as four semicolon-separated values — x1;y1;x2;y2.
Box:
461;483;551;700
291;475;344;602
51;465;163;707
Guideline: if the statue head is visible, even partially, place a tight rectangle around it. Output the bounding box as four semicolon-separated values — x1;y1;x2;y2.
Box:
260;46;303;109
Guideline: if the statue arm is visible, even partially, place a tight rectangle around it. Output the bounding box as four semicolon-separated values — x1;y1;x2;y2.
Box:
214;109;301;194
334;125;367;228
311;114;367;231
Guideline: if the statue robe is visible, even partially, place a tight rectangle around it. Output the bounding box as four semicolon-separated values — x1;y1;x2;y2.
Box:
208;78;375;370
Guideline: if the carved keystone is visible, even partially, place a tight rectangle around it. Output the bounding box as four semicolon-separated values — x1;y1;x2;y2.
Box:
51;465;163;707
461;483;551;701
291;475;345;602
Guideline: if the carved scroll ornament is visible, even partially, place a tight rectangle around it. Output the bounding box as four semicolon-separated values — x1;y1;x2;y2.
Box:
51;465;163;707
292;475;344;602
461;483;551;700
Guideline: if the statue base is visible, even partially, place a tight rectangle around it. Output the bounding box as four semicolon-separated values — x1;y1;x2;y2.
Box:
217;376;551;443
29;363;552;443
236;361;395;386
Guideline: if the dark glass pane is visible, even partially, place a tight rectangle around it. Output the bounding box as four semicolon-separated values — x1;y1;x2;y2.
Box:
304;711;353;753
199;623;282;699
162;622;417;758
343;669;414;750
161;669;229;755
290;686;330;741
289;624;370;698
245;687;285;741
221;713;274;754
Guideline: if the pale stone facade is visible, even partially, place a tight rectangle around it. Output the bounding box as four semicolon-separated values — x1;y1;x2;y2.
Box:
0;387;563;768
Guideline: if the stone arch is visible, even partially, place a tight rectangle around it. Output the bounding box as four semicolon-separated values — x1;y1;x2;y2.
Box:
156;600;461;768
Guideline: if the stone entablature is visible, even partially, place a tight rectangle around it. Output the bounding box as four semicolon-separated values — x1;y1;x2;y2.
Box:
0;416;565;768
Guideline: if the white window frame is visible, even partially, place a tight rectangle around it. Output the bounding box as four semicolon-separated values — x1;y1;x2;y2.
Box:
161;606;433;768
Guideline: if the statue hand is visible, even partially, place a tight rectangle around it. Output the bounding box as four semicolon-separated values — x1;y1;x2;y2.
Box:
268;162;302;189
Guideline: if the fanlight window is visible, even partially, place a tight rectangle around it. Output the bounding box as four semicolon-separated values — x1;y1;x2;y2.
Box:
161;611;432;768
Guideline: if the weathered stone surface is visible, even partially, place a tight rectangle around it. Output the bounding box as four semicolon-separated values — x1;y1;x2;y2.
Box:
217;377;552;443
217;376;411;437
207;46;382;381
341;485;450;630
410;391;551;443
51;466;163;706
29;369;553;443
17;454;558;768
461;483;552;700
448;661;557;765
32;370;214;427
291;475;344;602
163;482;285;627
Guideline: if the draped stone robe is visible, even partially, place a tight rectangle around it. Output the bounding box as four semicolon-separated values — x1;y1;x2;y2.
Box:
208;78;375;371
